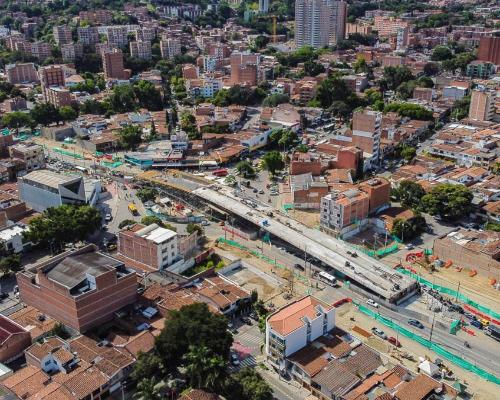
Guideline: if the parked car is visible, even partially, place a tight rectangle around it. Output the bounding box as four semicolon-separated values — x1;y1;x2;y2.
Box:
104;213;112;222
259;189;264;194
371;327;387;339
294;263;305;271
464;312;476;320
332;298;351;307
408;319;424;329
241;316;252;325
366;299;379;308
249;312;258;321
387;336;401;347
201;220;210;226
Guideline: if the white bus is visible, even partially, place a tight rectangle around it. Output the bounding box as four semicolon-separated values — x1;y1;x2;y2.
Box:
318;271;336;286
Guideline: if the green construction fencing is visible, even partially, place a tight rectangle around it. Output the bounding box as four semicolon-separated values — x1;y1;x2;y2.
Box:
217;237;309;284
282;204;294;213
397;268;500;321
101;161;122;168
350;243;399;258
53;148;85;159
355;302;500;385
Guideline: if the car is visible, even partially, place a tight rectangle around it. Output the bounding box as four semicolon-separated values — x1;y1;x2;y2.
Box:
408;319;424;329
387;336;401;347
371;327;387;339
249;312;258;321
469;319;483;329
241;317;252;325
448;304;464;314
294;263;305;271
270;191;279;196
253;188;258;193
0;293;8;300
201;220;210;226
231;353;240;366
259;189;264;194
405;244;414;250
104;213;112;222
332;298;351;307
479;318;490;327
464;312;476;320
366;299;379;308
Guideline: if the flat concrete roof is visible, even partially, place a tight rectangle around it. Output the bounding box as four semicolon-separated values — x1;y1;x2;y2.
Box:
193;187;416;302
20;170;81;189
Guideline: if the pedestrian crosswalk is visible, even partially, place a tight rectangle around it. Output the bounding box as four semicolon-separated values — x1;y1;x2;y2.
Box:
236;330;264;347
229;356;257;372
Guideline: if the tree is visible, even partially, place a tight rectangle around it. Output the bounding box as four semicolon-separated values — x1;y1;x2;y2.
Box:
59;106;78;122
136;187;158;203
236;160;255;178
48;323;70;340
295;144;309;153
384;103;433;120
421;183;473;218
225;368;274;400
396;180;425;210
417;76;434;88
134;80;163;111
391;218;419;242
186;223;203;236
141;215;163;226
381;66;414;91
262;93;289;107
118;219;137;229
269;129;297;150
109;84;137;113
30;102;60;126
0;253;21;275
423;62;440;76
431;46;453;61
262;151;284;175
1;111;34;133
184;345;226;392
400;146;416;162
154;303;233;373
118;124;143;150
180;111;198;139
353;57;368;74
25;205;101;250
304;60;325;77
254;35;270;49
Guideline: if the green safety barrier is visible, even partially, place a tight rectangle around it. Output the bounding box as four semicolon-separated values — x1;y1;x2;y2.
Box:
282;204;294;213
218;237;309;284
355;302;500;385
53;148;85;159
397;268;500;321
352;243;399;258
101;161;122;168
424;249;433;256
1;128;10;135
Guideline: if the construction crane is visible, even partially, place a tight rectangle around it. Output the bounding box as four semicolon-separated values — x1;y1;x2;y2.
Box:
272;15;277;43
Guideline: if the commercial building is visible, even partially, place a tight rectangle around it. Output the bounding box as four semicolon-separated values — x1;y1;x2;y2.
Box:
130;40;152;60
17;244;137;332
102;49;131;80
18;169;87;212
469;89;495;122
433;229;500;279
477;36;500;65
160;38;181;59
53;25;72;46
8;142;45;172
118;223;180;270
0;315;31;363
266;296;335;366
5;63;39;84
351;109;382;161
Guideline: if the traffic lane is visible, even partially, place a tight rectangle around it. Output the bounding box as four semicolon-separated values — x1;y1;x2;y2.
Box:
376;306;500;374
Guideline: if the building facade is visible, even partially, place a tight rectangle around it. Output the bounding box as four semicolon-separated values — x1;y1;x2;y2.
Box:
477;36;500;65
469;89;495;122
352;109;382;161
5;63;39;84
130;40;152;60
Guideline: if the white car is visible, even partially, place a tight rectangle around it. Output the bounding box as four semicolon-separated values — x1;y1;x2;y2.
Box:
231;353;240;366
201;220;210;226
104;214;112;222
366;299;380;308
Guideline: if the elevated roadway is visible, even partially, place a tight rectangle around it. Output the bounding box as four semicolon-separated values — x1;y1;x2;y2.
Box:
193;186;417;303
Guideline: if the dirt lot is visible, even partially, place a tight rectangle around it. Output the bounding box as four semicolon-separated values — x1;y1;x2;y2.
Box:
335;303;499;400
286;208;321;228
346;227;397;250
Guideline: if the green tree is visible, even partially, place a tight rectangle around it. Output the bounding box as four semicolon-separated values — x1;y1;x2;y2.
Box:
0;253;21;275
118;219;137;229
141;215;163;226
59;106;78;122
295;144;309;153
225;368;274;400
1;111;34;133
236;160;256;178
154;303;233;373
186;223;203;236
262;151;284;175
396;180;425;210
381;66;414;91
391;218;417;242
384;103;433;120
136;187;158;203
48;323;70;340
400;146;416;162
30;102;60;126
134;80;163;111
25;205;101;250
303;60;325;77
262;93;289;107
431;46;453;61
184;345;226;391
118;124;143;150
109;84;137;113
421;183;473;218
180;111;198;139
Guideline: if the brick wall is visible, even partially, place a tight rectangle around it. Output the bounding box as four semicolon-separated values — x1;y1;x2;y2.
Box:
119;231;159;269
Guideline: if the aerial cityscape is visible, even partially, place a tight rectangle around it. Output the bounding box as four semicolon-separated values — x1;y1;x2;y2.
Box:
0;0;499;399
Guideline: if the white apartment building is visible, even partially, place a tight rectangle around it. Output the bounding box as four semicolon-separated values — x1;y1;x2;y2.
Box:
160;38;181;59
107;26;129;48
130;40;152;60
295;0;346;48
266;296;335;368
77;26;99;46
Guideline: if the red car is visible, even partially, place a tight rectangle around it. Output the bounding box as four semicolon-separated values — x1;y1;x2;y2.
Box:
387;336;401;347
333;298;352;307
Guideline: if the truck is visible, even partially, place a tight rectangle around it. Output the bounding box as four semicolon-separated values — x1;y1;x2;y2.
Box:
128;203;138;215
484;324;500;341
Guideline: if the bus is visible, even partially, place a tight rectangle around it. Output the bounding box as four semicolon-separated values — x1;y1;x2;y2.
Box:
212;168;228;177
128;203;138;215
318;271;337;286
484;325;500;341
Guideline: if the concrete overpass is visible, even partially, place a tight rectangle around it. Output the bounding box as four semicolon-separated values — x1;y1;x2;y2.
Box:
193;186;417;304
